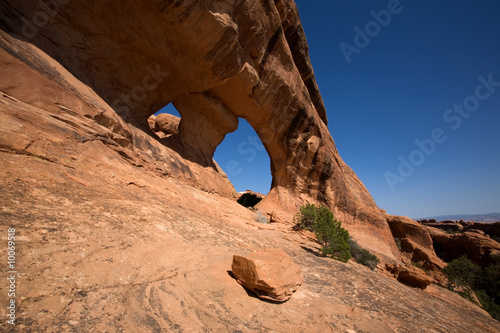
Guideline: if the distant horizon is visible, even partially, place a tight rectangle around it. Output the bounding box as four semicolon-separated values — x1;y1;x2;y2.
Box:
412;212;500;221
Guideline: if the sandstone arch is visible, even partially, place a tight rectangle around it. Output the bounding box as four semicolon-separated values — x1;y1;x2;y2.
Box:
0;0;399;260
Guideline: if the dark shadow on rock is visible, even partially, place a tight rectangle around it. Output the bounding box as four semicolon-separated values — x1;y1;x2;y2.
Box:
237;192;262;208
301;245;321;257
226;270;286;304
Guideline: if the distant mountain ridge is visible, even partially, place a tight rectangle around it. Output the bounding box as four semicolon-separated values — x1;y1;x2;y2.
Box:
415;213;500;223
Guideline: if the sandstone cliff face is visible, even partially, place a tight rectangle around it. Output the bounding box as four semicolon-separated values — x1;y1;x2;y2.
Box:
0;0;398;260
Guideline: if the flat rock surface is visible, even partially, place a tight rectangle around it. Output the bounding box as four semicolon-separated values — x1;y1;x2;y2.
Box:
0;136;499;332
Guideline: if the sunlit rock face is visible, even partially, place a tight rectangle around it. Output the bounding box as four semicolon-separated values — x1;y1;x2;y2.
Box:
0;0;399;260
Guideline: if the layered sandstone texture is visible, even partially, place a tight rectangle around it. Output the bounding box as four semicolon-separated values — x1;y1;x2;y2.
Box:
1;136;500;331
0;0;398;261
2;1;499;331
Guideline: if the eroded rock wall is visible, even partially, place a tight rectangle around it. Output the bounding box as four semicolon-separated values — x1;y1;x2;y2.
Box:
0;0;399;260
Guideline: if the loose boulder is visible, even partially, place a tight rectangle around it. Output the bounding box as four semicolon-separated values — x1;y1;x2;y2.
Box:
386;263;433;289
231;248;303;302
155;113;181;135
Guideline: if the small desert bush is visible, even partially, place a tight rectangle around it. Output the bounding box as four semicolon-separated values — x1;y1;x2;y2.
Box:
411;261;427;272
294;204;351;262
443;255;481;288
349;238;380;270
293;203;322;231
443;255;500;321
476;290;500;321
394;237;402;251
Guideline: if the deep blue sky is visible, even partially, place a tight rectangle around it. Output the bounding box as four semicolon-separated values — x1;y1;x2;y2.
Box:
159;0;500;219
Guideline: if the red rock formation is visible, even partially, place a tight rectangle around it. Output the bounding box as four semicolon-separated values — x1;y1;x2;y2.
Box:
2;3;500;329
385;215;446;284
427;227;500;266
387;215;434;250
386;263;434;289
0;0;399;260
420;220;463;232
154;113;181;136
463;221;500;238
237;190;264;208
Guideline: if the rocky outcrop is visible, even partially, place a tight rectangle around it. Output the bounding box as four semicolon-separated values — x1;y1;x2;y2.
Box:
387;215;434;250
1;1;500;331
1;149;498;331
399;238;447;285
420;220;500;239
231;248;303;302
420;220;464;232
0;0;399;261
427;227;500;266
386;215;446;283
462;221;500;238
386;263;434;289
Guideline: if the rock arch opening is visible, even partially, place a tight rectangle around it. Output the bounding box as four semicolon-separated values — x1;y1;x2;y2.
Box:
214;118;272;200
147;102;273;201
148;103;181;139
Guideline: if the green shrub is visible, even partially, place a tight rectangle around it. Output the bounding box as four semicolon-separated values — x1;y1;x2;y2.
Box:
349;238;380;270
442;255;500;322
411;261;427;272
315;215;351;262
394;237;402;251
442;255;481;289
294;204;351;262
476;290;500;321
479;255;500;298
293;203;321;231
476;255;500;320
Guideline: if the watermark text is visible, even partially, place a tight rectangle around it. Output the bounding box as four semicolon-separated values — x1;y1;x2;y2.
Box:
6;228;17;326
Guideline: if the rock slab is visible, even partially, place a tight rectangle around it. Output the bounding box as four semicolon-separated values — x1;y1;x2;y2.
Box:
231;248;303;302
386;263;434;289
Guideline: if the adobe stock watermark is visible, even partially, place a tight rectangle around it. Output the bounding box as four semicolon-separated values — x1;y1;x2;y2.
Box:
340;0;411;64
21;0;70;39
384;74;500;192
225;111;295;177
226;135;266;176
6;228;17;326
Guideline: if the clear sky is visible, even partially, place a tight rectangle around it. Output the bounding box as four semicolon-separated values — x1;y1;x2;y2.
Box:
159;0;500;219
